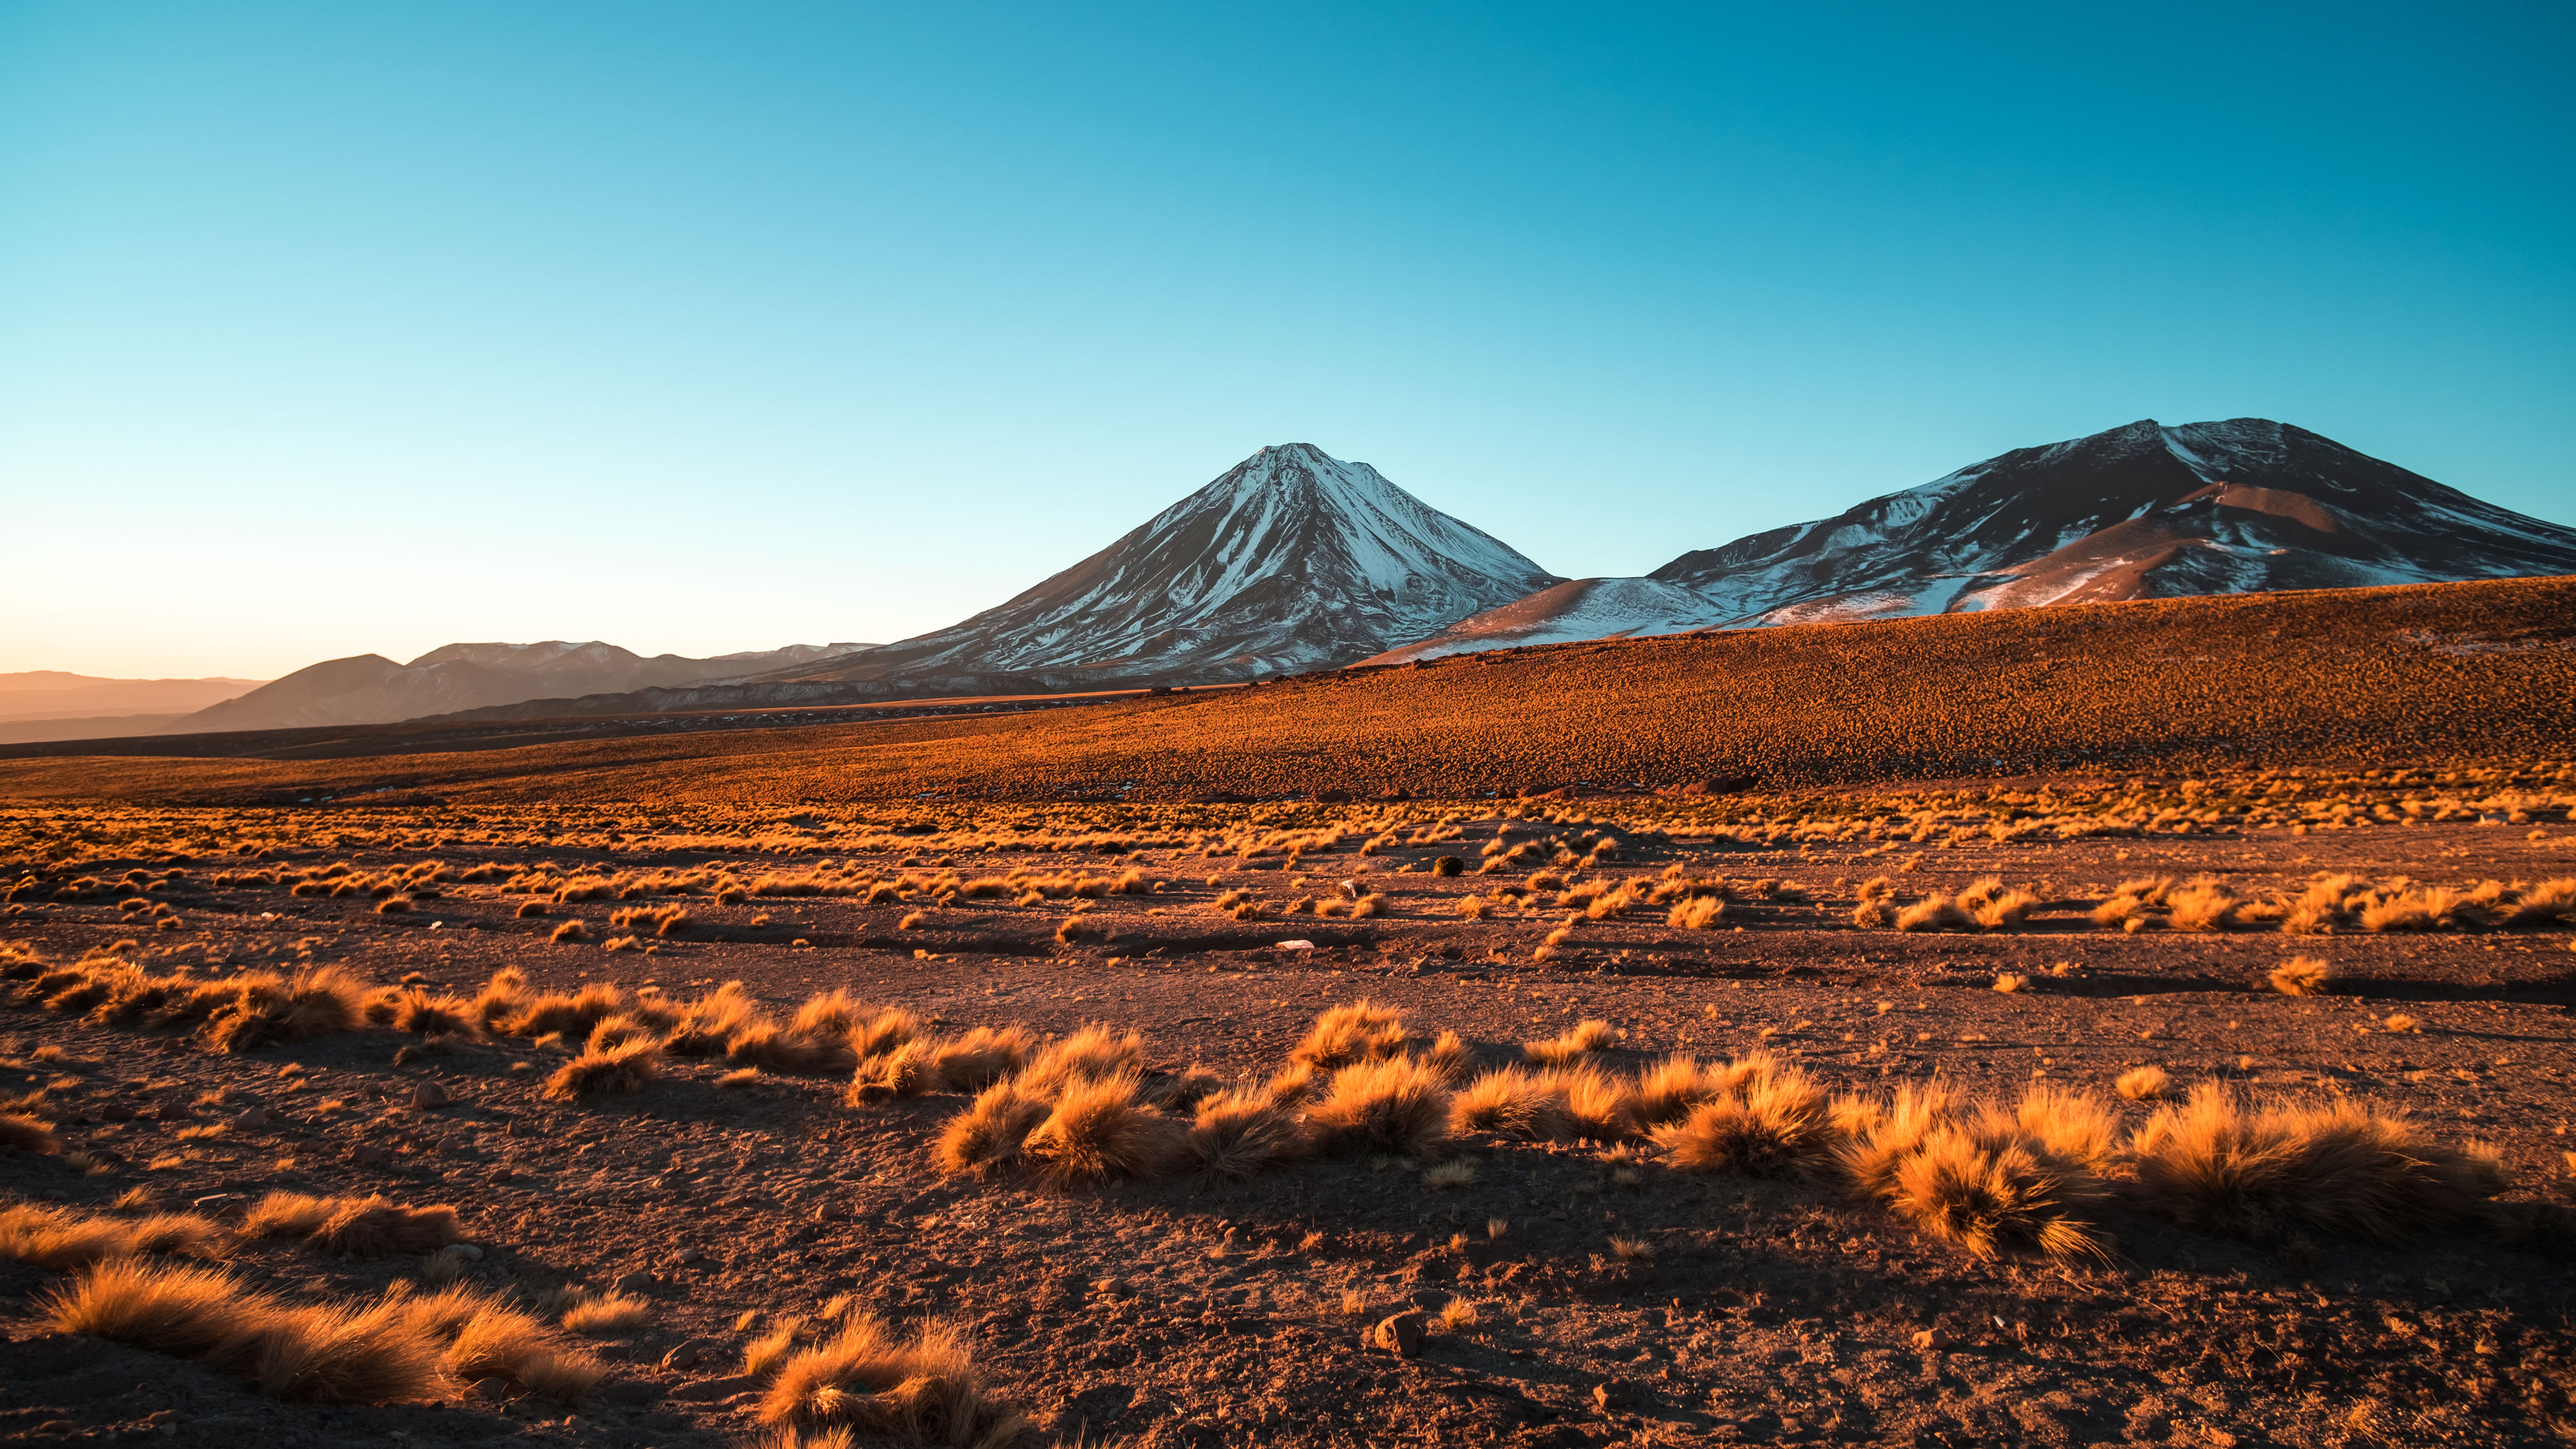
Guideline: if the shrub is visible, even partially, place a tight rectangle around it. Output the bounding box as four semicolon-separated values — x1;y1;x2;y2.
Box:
1022;1073;1183;1189
2269;956;2332;996
2130;1084;2508;1243
1182;1090;1310;1179
2165;880;2245;933
2115;1066;2174;1102
244;1192;460;1256
544;1040;659;1101
1834;1084;2108;1261
1450;1067;1572;1140
1668;896;1724;930
935;1082;1051;1177
1016;1025;1145;1096
549;922;589;944
1;1112;60;1155
0;1201;228;1270
1432;856;1464;877
1305;1056;1453;1158
756;1314;1025;1446
1290;1001;1409;1070
1522;1018;1617;1066
205;966;366;1053
1651;1055;1827;1175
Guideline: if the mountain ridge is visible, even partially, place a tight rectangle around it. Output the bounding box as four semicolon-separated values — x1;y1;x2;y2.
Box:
1365;417;2576;663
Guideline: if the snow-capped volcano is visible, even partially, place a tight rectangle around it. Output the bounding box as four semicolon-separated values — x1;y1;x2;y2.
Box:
778;443;1560;686
1364;418;2576;663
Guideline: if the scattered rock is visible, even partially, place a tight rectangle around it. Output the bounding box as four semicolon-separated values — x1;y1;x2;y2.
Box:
1911;1329;1946;1351
230;1107;268;1130
661;1339;712;1371
1591;1379;1636;1410
411;1082;452;1110
450;1242;485;1260
351;1144;390;1166
673;1248;706;1266
1370;1311;1425;1357
613;1270;657;1294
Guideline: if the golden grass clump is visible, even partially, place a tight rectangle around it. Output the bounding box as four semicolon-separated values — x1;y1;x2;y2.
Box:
1450;1066;1573;1140
2269;955;2332;996
1894;894;1974;932
1021;1072;1182;1190
934;1082;1052;1177
412;1284;607;1401
1182;1089;1311;1179
0;1201;229;1270
1668;896;1724;930
1522;1017;1617;1066
544;1039;660;1101
1421;1029;1473;1084
1290;1000;1410;1070
1957;877;2039;929
1014;1024;1145;1097
204;966;367;1053
2116;1066;2175;1102
662;980;762;1055
1651;1053;1828;1175
2164;879;2247;933
548;921;589;944
1;1111;61;1155
1834;1083;2109;1261
244;1192;461;1256
757;1313;1025;1448
44;1259;447;1403
560;1292;653;1335
1305;1056;1454;1159
2130;1084;2508;1243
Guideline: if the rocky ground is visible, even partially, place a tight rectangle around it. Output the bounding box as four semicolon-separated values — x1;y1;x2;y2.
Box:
3;798;2573;1448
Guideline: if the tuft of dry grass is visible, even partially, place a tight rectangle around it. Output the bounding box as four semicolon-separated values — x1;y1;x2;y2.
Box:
1959;877;2040;929
2131;1084;2508;1243
1290;1001;1410;1070
420;1286;607;1401
1668;895;1724;930
1834;1083;2109;1261
1013;1024;1145;1097
935;1082;1052;1177
1607;1234;1656;1262
204;966;366;1053
2117;1066;2175;1102
1522;1018;1617;1066
756;1313;1025;1448
548;921;590;944
1;1111;60;1155
1020;1072;1183;1190
1;1201;229;1270
560;1292;653;1335
1305;1055;1454;1159
544;1039;660;1101
1450;1066;1573;1140
1183;1089;1311;1179
1423;1159;1479;1190
44;1259;447;1403
1894;895;1974;932
2269;956;2333;996
1652;1053;1828;1175
1992;972;2029;994
244;1192;460;1256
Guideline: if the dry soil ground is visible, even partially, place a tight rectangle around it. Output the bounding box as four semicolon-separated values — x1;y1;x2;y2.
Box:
3;788;2573;1448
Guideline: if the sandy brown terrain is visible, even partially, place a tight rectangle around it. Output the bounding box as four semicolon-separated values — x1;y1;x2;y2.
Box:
4;772;2573;1447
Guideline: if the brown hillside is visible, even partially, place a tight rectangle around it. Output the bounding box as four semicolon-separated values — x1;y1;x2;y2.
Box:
3;576;2569;806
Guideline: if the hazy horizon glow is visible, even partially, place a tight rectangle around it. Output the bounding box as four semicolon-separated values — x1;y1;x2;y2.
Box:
3;3;2571;678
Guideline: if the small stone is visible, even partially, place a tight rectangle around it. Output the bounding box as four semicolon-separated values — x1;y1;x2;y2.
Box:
351;1144;390;1167
450;1243;485;1260
1591;1379;1636;1410
811;1202;844;1223
32;1420;75;1438
471;1376;511;1401
1911;1329;1946;1351
660;1339;711;1371
673;1248;706;1266
613;1270;657;1295
230;1107;269;1129
411;1082;452;1110
1370;1311;1426;1357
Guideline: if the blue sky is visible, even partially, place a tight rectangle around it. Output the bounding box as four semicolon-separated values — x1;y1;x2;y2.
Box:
3;2;2569;677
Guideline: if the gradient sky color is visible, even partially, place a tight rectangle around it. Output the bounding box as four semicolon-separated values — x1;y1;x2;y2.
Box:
3;2;2570;679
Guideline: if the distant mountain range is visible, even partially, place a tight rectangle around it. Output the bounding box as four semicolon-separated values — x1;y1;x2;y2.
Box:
163;641;876;734
23;420;2576;744
1365;418;2576;662
0;672;274;746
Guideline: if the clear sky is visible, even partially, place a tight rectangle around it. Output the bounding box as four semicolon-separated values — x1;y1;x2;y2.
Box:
3;2;2570;679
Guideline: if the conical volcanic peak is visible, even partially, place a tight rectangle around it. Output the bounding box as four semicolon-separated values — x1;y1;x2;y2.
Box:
796;444;1560;685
